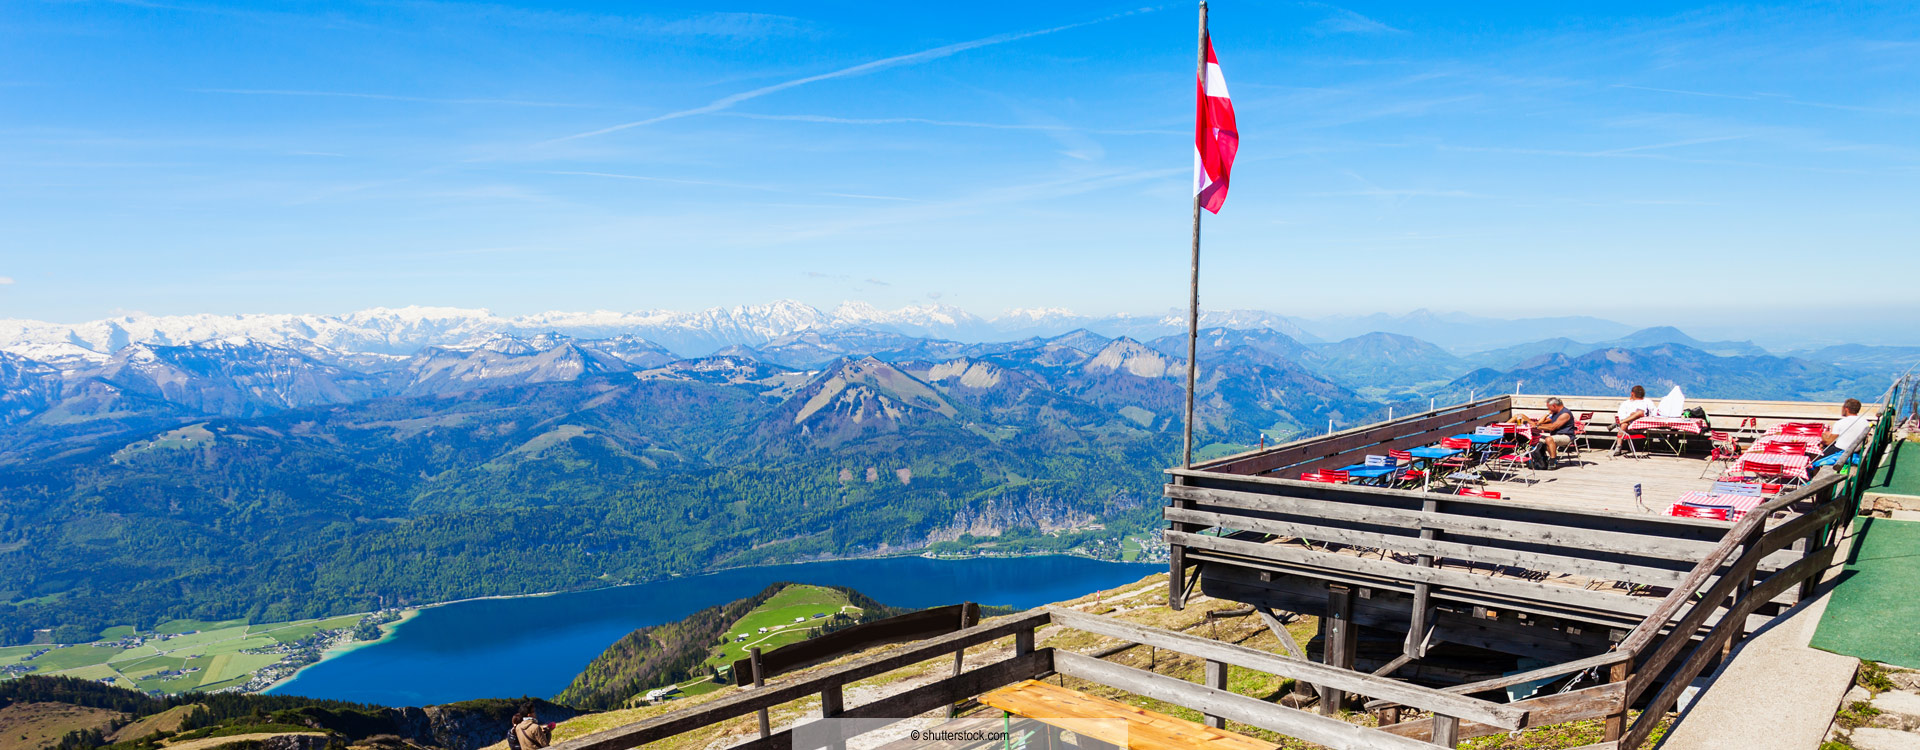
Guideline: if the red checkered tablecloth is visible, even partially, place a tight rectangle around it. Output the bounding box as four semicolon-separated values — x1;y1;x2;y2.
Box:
1673;492;1766;521
1633;416;1708;434
1736;451;1811;480
1751;435;1822;454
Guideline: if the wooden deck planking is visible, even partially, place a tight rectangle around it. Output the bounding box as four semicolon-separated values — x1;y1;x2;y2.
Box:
1470;452;1726;515
980;679;1281;750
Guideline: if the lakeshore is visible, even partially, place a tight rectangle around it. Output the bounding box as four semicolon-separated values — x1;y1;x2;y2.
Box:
265;554;1157;706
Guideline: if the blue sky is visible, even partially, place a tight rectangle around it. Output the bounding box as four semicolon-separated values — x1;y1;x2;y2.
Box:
3;1;1917;326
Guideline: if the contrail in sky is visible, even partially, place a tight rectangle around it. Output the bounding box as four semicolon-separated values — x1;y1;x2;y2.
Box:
544;8;1157;144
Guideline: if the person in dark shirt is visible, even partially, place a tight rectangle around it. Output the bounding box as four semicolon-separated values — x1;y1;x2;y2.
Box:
1517;397;1577;467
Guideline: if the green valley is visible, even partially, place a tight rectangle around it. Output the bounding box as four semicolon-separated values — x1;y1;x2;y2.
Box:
1;613;391;695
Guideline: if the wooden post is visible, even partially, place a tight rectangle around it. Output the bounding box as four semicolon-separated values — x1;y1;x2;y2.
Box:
1406;497;1439;659
1203;659;1228;729
947;603;979;718
1726;529;1759;656
820;681;845;750
1015;625;1035;657
1322;584;1356;715
1169;477;1194;611
1603;660;1630;743
1432;715;1460;747
1180;0;1209;470
751;647;770;739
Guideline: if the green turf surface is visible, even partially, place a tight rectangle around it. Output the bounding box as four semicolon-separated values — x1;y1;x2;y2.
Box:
1868;440;1920;496
1811;517;1920;668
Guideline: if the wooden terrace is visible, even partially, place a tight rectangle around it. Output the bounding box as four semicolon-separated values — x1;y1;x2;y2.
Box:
533;392;1897;750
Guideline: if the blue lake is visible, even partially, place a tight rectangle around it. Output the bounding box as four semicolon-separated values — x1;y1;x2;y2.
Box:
268;555;1157;706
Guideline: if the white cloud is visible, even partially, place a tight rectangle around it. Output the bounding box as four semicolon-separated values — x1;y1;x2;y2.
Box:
0;276;14;285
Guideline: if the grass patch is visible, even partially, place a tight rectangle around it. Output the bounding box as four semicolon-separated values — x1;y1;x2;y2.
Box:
706;585;857;671
1857;660;1897;694
154;618;246;635
1836;700;1881;730
0;701;126;749
22;643;126;671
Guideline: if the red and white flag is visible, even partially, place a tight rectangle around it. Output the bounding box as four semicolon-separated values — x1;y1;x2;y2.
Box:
1193;37;1237;214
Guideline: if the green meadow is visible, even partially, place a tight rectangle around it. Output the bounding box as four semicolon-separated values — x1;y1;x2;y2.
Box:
2;613;374;694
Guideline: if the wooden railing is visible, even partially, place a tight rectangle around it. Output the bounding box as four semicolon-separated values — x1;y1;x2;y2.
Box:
1196;396;1511;478
1609;473;1848;748
547;611;1051;750
1163;469;1756;626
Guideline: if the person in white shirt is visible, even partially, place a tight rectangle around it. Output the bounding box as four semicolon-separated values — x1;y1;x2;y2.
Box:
1613;385;1657;454
1821;399;1871;462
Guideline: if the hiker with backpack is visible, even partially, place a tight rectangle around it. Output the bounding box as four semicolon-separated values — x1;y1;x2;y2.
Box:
509;704;554;750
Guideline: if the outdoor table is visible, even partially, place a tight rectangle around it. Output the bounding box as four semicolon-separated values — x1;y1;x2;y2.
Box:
1634;417;1708;434
1751;434;1822;454
1673;491;1766;522
1407;446;1463;491
1735;451;1811;481
1451;433;1502;445
1335;463;1399;486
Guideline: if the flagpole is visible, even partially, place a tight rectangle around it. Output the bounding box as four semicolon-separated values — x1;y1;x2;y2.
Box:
1181;0;1208;469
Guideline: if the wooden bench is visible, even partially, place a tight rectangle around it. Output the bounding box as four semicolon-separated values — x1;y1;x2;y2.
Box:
980;679;1280;750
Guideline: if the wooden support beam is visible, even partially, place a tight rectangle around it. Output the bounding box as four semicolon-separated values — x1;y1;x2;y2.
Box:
1206;571;1618;664
1052;651;1448;750
1432;716;1460;748
1371;654;1414;678
1204;659;1229;729
1408;498;1437;659
1323;585;1356;715
1378;683;1625;745
1046;608;1524;729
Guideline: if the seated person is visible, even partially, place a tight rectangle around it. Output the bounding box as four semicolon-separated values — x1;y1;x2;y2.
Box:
1819;398;1870;464
1612;385;1657;452
1518;397;1578;466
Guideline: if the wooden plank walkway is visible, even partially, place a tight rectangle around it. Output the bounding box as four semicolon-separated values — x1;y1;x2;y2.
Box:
980;679;1281;750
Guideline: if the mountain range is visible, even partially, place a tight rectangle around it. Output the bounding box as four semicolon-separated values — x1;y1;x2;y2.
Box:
0;304;1906;645
12;302;1913;363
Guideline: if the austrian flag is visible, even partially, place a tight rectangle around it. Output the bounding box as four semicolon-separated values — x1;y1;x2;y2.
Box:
1193;37;1237;213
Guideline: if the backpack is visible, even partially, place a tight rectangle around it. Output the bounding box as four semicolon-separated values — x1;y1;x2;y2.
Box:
1681;406;1709;426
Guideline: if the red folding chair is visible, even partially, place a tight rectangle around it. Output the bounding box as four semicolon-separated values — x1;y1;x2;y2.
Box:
1456;487;1502;499
1432;437;1476;486
1699;430;1740;478
1387;450;1418;488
